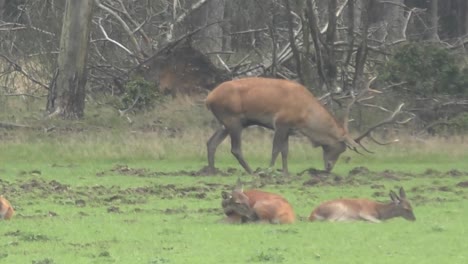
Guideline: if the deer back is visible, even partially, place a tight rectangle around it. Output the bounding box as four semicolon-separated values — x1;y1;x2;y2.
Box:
309;188;415;222
0;196;14;220
206;77;345;136
222;189;295;224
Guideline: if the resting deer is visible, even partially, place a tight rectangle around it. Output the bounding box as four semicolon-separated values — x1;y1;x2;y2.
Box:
205;77;411;175
221;180;295;224
309;187;415;223
0;196;14;220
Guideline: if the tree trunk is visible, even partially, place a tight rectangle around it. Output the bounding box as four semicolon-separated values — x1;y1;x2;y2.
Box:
48;0;93;119
184;0;225;53
463;0;468;35
429;0;439;41
382;0;405;42
284;0;303;84
0;0;5;19
324;0;337;91
353;0;370;90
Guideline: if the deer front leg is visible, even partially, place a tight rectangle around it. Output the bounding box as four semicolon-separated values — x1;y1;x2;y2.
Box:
270;125;290;176
359;213;381;223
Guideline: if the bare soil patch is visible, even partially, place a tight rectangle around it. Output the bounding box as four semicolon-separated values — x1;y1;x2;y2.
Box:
3;164;467;220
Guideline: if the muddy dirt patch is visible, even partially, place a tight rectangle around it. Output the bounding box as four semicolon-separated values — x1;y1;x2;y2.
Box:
456;181;468;188
96;164;241;177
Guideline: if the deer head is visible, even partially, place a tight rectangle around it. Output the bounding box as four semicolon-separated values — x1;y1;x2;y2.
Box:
389;187;416;221
221;180;257;221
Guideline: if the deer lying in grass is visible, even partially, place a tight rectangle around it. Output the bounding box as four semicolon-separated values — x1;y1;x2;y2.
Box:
205;77;411;175
309;187;415;223
221;180;295;224
0;196;14;220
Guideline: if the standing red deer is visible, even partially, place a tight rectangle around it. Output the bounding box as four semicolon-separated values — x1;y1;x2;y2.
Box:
0;196;14;220
309;187;415;223
205;77;408;175
221;180;295;224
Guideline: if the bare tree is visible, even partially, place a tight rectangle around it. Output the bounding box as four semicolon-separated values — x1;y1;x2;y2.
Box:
48;0;94;119
0;0;465;131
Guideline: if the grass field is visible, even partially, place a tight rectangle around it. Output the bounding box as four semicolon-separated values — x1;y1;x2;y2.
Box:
1;127;467;264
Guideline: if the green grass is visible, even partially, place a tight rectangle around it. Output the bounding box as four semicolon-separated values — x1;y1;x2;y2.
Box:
1;128;468;264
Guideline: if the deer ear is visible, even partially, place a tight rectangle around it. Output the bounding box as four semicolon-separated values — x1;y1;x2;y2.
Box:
389;190;400;203
235;177;243;192
399;187;407;199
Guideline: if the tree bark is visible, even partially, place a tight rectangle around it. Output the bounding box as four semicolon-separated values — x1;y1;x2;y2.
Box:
306;0;327;91
0;0;5;19
429;0;439;41
184;0;225;53
465;0;468;35
48;0;93;119
353;0;370;90
324;0;337;91
284;0;303;84
382;0;405;42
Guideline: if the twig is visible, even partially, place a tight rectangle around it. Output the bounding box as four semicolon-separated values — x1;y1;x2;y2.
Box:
166;0;210;41
0;121;33;129
216;55;231;73
94;18;134;56
0;22;55;36
95;0;143;58
4;93;45;99
116;0;151;44
0;54;49;90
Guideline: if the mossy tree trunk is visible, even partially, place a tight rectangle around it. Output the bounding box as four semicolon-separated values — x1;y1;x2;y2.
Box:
47;0;93;119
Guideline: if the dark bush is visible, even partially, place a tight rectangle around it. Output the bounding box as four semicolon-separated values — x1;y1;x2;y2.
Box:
379;43;467;95
121;77;164;112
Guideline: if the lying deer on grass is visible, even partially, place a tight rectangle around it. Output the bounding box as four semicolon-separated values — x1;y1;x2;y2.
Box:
221;180;295;224
205;77;412;175
309;187;415;223
0;196;14;220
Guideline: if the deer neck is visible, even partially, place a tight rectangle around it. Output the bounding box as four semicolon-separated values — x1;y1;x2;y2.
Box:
375;202;399;221
301;117;346;147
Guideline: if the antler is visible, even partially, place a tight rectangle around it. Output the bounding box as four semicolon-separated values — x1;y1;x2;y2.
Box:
343;76;413;154
343;76;379;133
353;102;414;153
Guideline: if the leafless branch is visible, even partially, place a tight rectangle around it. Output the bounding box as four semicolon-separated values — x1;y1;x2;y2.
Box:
0;121;33;129
320;0;348;34
166;0;210;41
354;103;414;148
4;93;45;99
0;22;55;36
0;54;49;90
95;0;144;58
417;121;461;136
115;0;151;44
216;55;231;73
229;28;269;35
94;18;135;56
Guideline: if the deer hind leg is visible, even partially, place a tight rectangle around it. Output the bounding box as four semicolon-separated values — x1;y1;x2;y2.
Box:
270;125;290;176
207;128;229;171
229;126;253;174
